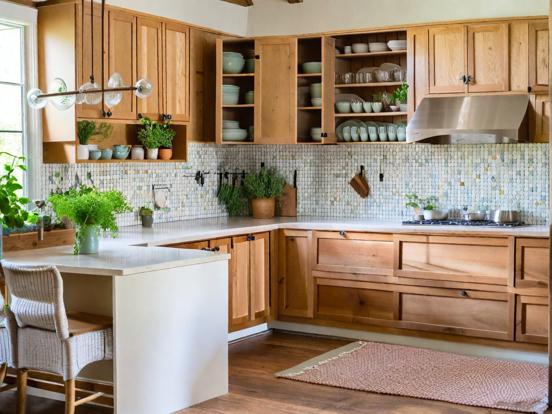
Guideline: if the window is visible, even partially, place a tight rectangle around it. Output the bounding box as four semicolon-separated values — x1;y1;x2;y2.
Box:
0;21;26;186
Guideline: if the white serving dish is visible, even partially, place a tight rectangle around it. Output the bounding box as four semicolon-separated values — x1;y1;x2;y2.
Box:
387;40;407;51
369;42;388;52
352;43;369;53
222;128;248;142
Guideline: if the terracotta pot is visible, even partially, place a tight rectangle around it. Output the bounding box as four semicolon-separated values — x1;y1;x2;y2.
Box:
158;148;173;160
251;198;275;219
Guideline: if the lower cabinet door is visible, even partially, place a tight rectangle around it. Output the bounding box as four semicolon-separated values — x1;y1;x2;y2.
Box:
250;232;270;320
229;235;251;331
516;295;548;344
315;278;397;326
398;287;514;340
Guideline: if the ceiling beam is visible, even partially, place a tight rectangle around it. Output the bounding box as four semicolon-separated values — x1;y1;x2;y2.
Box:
223;0;254;6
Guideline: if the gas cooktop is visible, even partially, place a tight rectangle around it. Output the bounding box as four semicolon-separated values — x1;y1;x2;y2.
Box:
402;220;526;227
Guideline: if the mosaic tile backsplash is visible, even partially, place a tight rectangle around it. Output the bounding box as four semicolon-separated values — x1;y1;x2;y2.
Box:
40;143;549;226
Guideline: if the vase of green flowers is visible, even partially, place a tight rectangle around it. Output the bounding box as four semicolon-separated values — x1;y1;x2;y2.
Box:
138;117;176;160
77;120;113;160
139;206;154;228
0;153;38;259
244;167;285;219
393;83;409;112
48;186;131;254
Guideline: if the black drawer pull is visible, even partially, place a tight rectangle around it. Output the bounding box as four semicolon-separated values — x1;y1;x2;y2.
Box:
339;231;347;237
459;290;469;298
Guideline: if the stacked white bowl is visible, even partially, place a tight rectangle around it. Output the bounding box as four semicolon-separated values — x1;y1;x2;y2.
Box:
387;40;407;51
223;84;240;105
222;120;248;142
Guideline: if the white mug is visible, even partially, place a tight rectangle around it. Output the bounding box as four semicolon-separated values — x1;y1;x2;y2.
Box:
344;45;352;54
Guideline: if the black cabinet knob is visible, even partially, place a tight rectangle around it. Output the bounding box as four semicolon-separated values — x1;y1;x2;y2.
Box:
138;113;143;119
339;231;347;237
459;290;469;298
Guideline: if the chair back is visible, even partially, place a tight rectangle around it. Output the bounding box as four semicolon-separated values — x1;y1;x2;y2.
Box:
0;261;69;340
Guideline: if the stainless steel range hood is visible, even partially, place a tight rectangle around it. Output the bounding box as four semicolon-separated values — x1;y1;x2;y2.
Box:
406;95;529;144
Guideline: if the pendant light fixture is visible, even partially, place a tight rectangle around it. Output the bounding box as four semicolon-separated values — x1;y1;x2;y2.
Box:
27;0;153;111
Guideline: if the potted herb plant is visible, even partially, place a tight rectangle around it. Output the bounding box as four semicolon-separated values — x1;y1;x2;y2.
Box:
393;83;409;112
48;186;131;254
243;167;285;219
139;206;154;228
405;193;423;220
218;182;246;216
77;120;113;160
138;117;176;160
0;153;37;258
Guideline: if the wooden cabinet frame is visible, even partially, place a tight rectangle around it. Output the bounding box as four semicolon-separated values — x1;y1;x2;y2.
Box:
528;20;549;93
515;237;549;291
394;234;515;286
515;295;548;344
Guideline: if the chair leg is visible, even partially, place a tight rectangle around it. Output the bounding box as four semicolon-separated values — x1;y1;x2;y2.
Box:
0;363;6;385
16;369;28;414
65;379;76;414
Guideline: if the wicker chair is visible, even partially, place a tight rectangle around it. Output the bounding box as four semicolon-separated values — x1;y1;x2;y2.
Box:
0;271;17;395
1;261;113;414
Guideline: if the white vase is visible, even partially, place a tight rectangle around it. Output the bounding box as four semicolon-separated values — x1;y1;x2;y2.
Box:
77;144;89;160
146;148;159;160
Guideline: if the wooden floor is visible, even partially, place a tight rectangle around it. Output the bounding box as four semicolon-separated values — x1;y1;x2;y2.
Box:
0;330;534;413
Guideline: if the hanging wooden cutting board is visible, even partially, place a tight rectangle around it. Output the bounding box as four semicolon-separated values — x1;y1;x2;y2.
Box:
279;170;297;217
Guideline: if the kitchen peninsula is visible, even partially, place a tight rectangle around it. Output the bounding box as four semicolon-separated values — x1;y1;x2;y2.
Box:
3;245;230;414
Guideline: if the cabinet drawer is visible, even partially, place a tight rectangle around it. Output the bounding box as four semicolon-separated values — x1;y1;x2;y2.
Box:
165;240;209;250
315;278;396;325
398;286;514;340
396;235;513;286
515;238;549;290
314;231;394;275
516;295;548;344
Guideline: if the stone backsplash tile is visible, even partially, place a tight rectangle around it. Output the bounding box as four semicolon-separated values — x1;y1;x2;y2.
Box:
41;143;549;225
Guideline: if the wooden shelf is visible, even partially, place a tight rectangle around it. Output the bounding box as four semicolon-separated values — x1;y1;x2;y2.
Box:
297;73;322;77
298;106;322;110
220;141;255;144
335;112;407;118
223;73;254;77
222;104;255;108
335;82;403;88
76;159;187;163
336;50;406;58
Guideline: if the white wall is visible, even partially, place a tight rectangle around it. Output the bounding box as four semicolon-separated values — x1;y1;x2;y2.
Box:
107;0;248;35
247;0;549;36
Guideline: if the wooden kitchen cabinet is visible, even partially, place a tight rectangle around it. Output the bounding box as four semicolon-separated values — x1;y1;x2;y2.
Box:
429;23;509;94
515;238;549;290
313;231;394;276
466;23;509;92
229;233;270;332
278;230;313;318
407;27;429;118
106;9;137;120
529;21;549;93
163;22;190;122
137;17;164;120
428;25;466;94
529;94;550;143
395;235;513;286
254;37;297;144
516;295;548;344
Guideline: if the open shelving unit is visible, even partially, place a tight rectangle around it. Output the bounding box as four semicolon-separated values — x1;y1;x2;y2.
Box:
296;36;336;144
215;38;256;145
333;29;408;144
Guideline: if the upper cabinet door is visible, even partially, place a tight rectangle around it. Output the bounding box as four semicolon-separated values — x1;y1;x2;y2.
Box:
137;17;163;120
106;10;136;120
77;1;104;119
428;25;466;94
529;21;549;93
254;37;297;144
467;23;509;93
407;27;429;118
163;22;190;122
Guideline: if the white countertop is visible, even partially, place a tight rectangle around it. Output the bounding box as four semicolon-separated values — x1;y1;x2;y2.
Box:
113;216;549;247
4;244;230;276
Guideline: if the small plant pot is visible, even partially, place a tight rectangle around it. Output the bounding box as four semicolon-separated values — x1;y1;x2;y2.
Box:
141;215;154;228
146;148;159;160
251;198;275;219
77;225;99;255
77;144;89;160
158;148;173;160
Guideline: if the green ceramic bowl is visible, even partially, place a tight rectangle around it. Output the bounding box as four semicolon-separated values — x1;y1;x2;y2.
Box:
88;150;101;160
223;52;245;74
310;83;322;99
335;100;351;113
244;58;255;74
245;91;254;105
302;62;322;74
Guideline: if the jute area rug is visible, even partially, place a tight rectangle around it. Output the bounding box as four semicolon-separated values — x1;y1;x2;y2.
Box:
275;341;548;413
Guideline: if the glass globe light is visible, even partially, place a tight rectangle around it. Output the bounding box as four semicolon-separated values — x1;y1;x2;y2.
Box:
79;81;102;105
27;88;47;109
135;78;153;99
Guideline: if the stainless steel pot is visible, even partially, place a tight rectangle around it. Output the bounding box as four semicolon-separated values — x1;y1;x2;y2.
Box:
463;211;487;221
492;210;520;224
